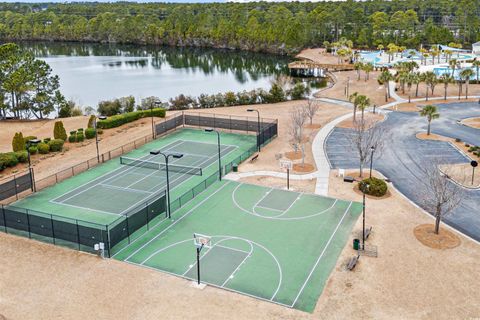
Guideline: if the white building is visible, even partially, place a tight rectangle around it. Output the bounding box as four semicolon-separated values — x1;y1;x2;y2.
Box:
472;41;480;55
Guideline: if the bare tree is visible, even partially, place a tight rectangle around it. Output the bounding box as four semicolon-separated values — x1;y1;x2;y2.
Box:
347;118;387;177
420;161;463;234
303;100;319;125
289;106;307;164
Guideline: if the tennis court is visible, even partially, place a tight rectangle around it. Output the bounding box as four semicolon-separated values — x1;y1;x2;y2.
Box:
10;129;256;226
113;180;362;312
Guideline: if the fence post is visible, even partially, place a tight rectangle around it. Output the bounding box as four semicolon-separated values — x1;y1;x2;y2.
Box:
13;175;18;200
76;220;81;250
105;225;111;258
230;116;232;133
125;215;131;244
50;214;56;245
1;205;6;232
26;209;31;239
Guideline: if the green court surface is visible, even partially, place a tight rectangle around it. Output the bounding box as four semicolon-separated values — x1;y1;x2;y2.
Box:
11;129;256;226
112;180;362;312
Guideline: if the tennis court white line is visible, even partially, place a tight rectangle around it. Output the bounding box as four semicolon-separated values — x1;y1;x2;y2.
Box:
221;241;254;287
118;181;232;260
98;183;154;195
49;200;121;216
50;139;184;204
178;139;240;150
289;201;353;308
119;150;222;215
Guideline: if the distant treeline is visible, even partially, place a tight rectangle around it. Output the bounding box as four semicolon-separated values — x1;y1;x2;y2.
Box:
0;0;479;54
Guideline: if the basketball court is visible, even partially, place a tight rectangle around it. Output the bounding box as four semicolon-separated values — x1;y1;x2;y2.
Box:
112;180;362;312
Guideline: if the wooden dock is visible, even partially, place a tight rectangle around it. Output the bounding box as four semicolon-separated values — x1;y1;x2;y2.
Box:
288;60;354;76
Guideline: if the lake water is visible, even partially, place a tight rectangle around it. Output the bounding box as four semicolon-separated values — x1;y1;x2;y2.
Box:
20;42;290;108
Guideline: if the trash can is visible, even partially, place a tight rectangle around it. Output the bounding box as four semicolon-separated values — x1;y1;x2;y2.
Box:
353;239;360;250
232;163;238;172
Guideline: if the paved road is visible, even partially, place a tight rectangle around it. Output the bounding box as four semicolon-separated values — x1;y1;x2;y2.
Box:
325;102;480;241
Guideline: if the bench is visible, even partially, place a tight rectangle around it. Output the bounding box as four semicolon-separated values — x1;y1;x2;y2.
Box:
250;154;259;163
346;255;359;271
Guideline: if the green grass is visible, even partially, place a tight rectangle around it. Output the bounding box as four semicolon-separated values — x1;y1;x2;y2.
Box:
10;129;256;226
113;180;362;312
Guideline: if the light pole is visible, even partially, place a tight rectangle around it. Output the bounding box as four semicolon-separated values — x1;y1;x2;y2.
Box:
471;160;478;185
247;109;261;152
150;150;183;219
26;138;41;192
153;100;162;139
94;115;107;163
205;128;222;181
369;146;375;178
361;183;370;249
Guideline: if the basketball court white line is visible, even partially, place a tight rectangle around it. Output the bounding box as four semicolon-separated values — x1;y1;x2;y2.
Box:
269;193;303;218
289;201;353;308
254;205;283;212
116;181;232;260
221;241;254;287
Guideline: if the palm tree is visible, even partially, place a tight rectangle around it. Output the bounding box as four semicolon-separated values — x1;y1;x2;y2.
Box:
439;74;453;100
356;95;371;122
472;60;480;83
419;105;440;135
459;68;474;99
378;70;394;102
354;61;363;80
449;59;458;77
412;72;421;97
423;71;437;101
396;71;409;93
349;92;359;122
363;63;373;81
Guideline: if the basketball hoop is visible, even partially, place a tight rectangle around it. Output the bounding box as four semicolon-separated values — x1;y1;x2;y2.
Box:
193;233;212;249
279;160;293;190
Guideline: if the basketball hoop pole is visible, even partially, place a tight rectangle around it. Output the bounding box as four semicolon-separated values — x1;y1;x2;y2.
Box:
287;168;290;190
196;243;204;285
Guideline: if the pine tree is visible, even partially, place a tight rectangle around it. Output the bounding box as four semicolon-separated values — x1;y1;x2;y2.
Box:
53;121;67;141
12;132;26;152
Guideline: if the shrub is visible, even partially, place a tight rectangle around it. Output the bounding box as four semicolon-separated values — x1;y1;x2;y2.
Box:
14;151;28;163
455;138;462;143
28;146;38;155
85;128;96;139
48;139;64;152
77;133;85;142
289;82;310;100
87;115;96;128
71;107;83;117
38;142;50;154
69;130;76;135
465;144;470;148
23;135;37;144
0;152;19;168
43;138;51;143
68;134;76;143
12;132;26;152
96;108;165;129
77;128;84;132
359;177;388;197
267;84;286;103
224;91;237;106
53;121;67;141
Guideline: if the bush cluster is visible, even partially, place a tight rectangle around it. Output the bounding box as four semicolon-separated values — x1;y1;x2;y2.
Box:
359;177;388;197
53;121;67;141
467;145;480;157
12;132;26;152
96;108;166;129
168;82;309;110
48;139;64;152
85;127;96;139
0;151;28;171
37;142;50;154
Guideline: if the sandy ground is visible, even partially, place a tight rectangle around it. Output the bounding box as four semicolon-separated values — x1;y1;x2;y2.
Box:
462;117;480;129
336;112;385;129
177;101;350;174
296;48;339;65
1;171;479;320
397;82;480;101
439;163;480;188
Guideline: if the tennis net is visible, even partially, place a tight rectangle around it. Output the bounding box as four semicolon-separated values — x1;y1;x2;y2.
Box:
120;156;203;176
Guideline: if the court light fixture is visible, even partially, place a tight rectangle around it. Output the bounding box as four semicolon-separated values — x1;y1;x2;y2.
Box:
150;150;161;155
205;128;222;181
98;115;107;120
204;128;213;132
247;109;261;152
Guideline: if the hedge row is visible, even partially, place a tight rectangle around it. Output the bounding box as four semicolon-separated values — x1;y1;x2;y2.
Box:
96;108;166;129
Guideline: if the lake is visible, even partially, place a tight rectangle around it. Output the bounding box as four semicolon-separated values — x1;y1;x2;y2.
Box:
20;42;290;108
